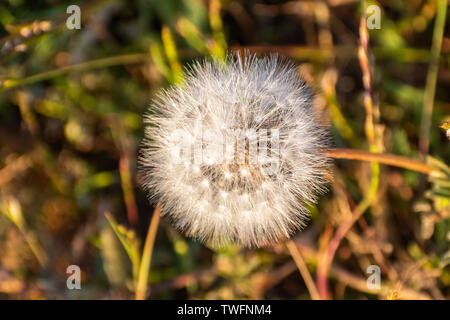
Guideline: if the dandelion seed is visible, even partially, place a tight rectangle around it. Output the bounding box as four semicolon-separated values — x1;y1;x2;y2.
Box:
140;53;331;248
240;168;249;176
201;179;209;187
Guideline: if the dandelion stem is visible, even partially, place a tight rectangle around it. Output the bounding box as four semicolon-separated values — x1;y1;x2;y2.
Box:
286;240;321;300
135;204;161;300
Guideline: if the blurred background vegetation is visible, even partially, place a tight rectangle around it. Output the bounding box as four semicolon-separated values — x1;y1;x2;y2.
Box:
0;0;449;300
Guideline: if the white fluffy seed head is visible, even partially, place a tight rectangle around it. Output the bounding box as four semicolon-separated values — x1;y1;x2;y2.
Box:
140;53;331;248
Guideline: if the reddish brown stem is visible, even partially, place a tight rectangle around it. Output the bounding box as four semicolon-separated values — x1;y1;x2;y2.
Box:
325;148;436;175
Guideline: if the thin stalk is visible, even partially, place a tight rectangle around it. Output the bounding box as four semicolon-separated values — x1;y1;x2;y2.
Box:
1;197;47;267
317;4;383;299
1;53;149;91
22;229;48;267
231;45;437;64
286;240;321;300
119;156;139;226
419;0;447;156
135;204;161;300
325;148;437;175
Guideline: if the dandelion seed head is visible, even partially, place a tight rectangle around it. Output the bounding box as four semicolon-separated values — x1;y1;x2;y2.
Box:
140;53;331;248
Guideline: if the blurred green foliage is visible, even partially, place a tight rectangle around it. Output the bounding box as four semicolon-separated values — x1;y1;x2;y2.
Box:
0;0;448;300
